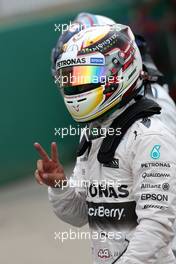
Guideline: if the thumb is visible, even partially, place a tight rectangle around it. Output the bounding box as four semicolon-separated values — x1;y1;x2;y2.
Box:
37;159;44;172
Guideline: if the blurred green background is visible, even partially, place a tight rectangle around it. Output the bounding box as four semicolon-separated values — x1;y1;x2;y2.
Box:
0;0;175;185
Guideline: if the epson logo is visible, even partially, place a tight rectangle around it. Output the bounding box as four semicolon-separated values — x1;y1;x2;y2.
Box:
87;184;129;199
57;57;86;68
90;57;104;64
141;193;168;202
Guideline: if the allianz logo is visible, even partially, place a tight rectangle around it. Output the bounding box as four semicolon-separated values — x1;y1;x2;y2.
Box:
141;183;161;189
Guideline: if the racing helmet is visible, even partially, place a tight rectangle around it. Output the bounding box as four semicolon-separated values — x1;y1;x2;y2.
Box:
51;13;116;77
54;24;143;123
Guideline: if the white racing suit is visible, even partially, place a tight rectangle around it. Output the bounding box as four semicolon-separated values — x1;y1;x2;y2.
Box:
48;83;176;264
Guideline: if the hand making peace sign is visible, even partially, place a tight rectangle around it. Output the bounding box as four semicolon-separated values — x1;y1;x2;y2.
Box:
34;142;67;188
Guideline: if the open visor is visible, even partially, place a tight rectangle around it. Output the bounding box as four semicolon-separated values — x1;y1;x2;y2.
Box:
56;65;108;88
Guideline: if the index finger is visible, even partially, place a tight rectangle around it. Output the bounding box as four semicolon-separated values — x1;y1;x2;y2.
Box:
34;143;50;162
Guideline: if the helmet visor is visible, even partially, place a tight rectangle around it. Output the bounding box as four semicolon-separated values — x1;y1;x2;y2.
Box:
56;65;107;88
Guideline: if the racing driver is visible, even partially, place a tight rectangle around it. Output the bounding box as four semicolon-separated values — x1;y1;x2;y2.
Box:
34;14;176;264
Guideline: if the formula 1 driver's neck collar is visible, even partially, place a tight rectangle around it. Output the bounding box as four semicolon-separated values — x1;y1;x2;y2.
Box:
90;99;136;129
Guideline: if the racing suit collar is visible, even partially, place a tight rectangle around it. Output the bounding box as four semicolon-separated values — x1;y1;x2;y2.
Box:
90;99;136;129
85;99;136;141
